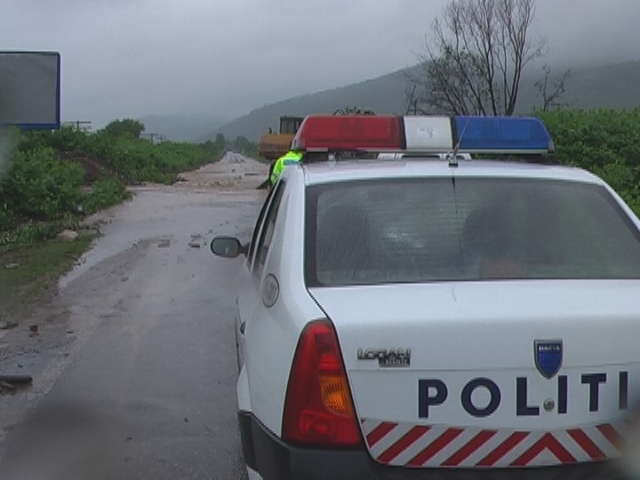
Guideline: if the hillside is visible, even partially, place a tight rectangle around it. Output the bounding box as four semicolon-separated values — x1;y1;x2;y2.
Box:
207;69;409;143
211;60;640;142
517;60;640;112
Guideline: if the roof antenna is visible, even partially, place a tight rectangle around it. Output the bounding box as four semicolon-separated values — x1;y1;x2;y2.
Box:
449;116;470;168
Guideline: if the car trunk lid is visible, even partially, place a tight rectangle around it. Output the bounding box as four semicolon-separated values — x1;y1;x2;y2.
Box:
309;280;640;468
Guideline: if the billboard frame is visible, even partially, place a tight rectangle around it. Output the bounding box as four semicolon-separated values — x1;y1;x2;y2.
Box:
0;50;61;130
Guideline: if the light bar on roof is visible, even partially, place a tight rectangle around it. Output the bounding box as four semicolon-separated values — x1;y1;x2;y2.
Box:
291;114;553;155
455;116;554;153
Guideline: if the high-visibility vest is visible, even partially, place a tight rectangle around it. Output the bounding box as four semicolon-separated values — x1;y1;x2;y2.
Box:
270;151;302;184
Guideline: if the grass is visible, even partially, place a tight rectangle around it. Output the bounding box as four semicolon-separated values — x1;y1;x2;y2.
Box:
0;234;96;323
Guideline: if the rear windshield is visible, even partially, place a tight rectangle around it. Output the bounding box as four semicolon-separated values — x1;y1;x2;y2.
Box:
304;177;640;287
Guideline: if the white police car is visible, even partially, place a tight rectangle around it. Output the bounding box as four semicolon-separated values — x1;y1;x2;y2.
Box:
211;115;640;479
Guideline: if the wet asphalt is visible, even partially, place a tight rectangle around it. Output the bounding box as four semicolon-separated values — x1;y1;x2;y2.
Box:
0;154;267;479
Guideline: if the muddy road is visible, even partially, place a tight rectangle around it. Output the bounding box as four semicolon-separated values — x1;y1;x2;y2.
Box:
0;153;268;479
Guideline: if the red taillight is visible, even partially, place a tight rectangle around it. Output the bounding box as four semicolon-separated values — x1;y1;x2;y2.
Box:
282;319;361;448
291;115;402;151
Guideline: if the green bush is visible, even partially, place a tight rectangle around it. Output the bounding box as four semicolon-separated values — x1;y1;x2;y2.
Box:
155;142;211;171
538;109;640;170
538;108;640;215
86;135;212;184
0;204;14;231
1;147;83;220
83;178;132;214
16;121;223;187
0;121;227;244
18;127;88;154
103;118;145;139
101;137;159;183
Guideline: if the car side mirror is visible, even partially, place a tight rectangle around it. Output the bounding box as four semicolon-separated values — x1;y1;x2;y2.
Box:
210;237;247;258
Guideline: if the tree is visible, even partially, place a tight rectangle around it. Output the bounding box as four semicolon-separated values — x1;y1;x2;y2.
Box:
407;0;544;116
232;135;258;154
103;118;145;139
214;133;226;151
535;64;572;112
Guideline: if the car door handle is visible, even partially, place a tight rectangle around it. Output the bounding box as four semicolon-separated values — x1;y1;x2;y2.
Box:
239;321;246;335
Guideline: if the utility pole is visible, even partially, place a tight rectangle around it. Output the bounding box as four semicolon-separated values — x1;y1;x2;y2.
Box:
64;120;91;132
142;133;160;144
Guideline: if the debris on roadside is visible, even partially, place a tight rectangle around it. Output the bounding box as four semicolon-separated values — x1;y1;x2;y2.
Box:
0;375;33;385
57;229;79;241
0;375;33;394
189;234;203;248
0;320;18;330
0;382;16;394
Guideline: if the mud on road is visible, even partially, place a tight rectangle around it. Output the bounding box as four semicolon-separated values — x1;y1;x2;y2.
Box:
0;153;268;479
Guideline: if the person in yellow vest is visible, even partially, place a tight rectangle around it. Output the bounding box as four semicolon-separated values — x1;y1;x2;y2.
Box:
270;150;303;186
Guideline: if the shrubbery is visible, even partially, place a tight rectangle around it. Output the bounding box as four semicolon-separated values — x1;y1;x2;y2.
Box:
1;147;83;221
0;118;225;244
538;108;640;214
83;178;132;215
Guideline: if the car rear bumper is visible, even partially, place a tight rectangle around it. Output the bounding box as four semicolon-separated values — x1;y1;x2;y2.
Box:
238;411;628;480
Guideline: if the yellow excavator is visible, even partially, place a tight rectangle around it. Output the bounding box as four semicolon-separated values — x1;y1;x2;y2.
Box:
258;116;304;161
257;116;304;189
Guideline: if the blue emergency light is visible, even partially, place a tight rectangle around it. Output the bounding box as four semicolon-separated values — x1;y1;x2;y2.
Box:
454;116;554;153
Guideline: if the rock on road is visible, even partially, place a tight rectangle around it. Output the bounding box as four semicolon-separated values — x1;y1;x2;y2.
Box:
0;153;268;479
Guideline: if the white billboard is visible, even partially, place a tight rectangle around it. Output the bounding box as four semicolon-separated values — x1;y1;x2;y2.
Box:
0;51;61;130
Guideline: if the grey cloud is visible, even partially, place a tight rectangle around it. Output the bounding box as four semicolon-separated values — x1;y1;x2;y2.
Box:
1;0;639;128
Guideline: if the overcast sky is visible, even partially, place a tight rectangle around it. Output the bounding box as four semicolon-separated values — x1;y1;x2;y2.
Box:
3;0;640;127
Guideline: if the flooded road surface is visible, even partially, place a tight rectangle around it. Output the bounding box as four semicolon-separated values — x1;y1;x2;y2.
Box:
0;153;267;479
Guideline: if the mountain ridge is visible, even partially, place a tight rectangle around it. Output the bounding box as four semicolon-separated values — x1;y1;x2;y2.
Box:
142;59;640;143
211;59;640;143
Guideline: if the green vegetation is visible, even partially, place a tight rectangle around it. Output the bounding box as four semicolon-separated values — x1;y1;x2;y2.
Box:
0;234;96;320
232;135;260;159
0;118;226;247
0;118;227;320
537;108;640;214
83;178;132;215
2;146;83;221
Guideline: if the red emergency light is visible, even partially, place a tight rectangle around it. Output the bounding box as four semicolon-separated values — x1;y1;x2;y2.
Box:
291;115;403;151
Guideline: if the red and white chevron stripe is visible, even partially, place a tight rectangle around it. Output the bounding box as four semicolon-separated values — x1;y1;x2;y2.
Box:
361;419;627;468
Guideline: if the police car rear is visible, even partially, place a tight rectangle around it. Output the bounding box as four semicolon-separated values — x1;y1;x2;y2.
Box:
283;116;640;478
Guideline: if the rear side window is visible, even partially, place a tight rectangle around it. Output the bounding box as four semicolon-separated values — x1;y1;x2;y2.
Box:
304;178;640;286
253;182;286;279
248;186;278;266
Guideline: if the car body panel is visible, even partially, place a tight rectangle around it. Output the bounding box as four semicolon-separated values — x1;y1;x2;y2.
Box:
310;281;640;424
238;168;327;436
309;281;640;467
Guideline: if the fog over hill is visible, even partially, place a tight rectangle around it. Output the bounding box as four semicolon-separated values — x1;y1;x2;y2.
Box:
137;115;229;142
210;59;640;143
